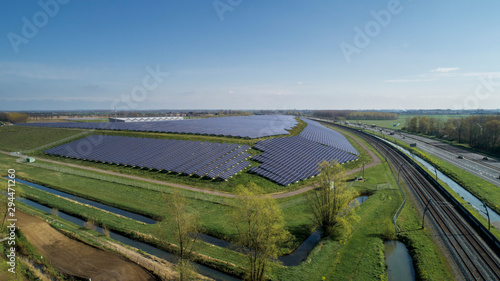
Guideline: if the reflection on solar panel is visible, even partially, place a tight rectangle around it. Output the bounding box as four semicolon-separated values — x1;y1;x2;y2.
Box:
44;135;251;180
299;118;359;155
250;136;358;186
18;115;297;139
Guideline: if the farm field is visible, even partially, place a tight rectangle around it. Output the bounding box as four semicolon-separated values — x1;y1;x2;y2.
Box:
15;211;157;280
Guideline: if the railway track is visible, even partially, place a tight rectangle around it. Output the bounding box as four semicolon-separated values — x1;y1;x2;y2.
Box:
318;120;500;280
382;142;500;280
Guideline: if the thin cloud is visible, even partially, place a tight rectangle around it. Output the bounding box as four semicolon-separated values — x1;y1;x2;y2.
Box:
384;79;434;83
430;67;460;73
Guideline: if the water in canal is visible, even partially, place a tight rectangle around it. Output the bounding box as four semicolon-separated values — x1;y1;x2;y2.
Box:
384;240;415;281
15;196;240;281
378;137;500;223
12;177;156;224
14;177;371;271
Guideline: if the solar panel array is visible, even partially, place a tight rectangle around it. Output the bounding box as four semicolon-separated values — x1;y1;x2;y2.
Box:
299;118;359;155
249;119;359;186
44;135;251;180
250;136;358;186
18;115;297;139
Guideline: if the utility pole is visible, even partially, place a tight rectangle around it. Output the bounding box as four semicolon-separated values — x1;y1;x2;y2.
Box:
422;199;433;229
483;201;491;231
362;162;365;179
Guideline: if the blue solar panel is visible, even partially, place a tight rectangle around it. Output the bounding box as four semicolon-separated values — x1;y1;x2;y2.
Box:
251;136;358;186
18;115;297;139
299;118;359;155
44;135;251;179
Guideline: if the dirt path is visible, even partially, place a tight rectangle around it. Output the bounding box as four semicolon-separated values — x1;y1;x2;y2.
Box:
16;211;158;281
1;130;380;199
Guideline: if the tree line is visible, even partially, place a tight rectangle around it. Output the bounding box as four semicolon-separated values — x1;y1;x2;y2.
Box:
405;115;500;153
313;110;398;120
0;112;29;123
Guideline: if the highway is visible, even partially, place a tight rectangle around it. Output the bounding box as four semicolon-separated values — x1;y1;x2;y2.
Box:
363;126;500;187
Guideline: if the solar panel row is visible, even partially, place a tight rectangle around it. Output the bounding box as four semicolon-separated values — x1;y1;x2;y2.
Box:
18;115;298;139
299;118;359;155
44;135;251;180
250;136;358;186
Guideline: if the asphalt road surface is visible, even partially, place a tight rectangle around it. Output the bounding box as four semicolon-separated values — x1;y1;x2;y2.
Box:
362;126;500;187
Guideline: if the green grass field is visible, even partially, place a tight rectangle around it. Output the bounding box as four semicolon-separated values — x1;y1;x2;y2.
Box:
0;126;85;152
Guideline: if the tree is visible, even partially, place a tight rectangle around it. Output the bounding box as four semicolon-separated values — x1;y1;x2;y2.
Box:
232;183;290;281
0;112;7;122
484;120;500;150
456;118;467;143
306;160;359;238
443;119;457;140
50;208;59;217
162;191;199;281
84;220;96;231
407;116;418;132
5;112;29;123
418;116;430;134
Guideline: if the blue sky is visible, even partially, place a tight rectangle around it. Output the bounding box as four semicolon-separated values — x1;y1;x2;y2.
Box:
1;0;499;111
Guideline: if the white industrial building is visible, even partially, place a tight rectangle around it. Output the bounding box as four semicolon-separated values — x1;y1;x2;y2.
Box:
108;116;184;122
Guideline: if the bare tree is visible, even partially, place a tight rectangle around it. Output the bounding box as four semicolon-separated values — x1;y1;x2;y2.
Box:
161;191;199;281
50;208;59;217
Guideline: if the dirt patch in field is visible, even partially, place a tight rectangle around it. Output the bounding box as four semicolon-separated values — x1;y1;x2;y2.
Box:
16;211;158;281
